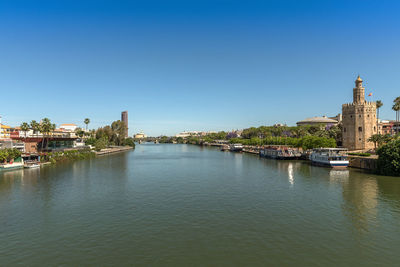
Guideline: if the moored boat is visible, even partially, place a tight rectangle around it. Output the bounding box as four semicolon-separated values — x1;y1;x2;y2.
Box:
309;148;349;168
260;146;301;160
221;144;230;151
0;158;24;171
229;143;243;152
24;161;40;169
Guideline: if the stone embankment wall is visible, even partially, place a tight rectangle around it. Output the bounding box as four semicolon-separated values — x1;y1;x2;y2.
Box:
348;156;377;171
95;146;133;156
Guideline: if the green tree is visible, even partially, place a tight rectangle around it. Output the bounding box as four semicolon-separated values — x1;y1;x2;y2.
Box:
30;120;40;138
39;118;53;150
377;139;400;176
123;137;136;148
368;134;383;150
376;100;383;134
84;118;90;131
95;137;108;151
111;120;127;145
20;122;30;139
393;97;400;134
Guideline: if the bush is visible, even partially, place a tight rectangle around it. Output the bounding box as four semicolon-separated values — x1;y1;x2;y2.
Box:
85;137;97;146
95;137;108;151
0;148;22;162
377;139;400;176
123;137;136;148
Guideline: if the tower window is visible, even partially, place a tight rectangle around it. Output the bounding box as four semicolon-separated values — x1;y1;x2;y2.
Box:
374;126;376;131
344;128;346;132
367;114;370;117
358;127;362;132
359;115;361;118
350;115;353;118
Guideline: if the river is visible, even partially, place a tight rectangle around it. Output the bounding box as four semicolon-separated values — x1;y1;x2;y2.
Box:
1;144;400;266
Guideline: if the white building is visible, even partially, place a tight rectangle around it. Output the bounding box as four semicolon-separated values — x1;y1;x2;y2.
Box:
59;123;78;132
134;132;147;139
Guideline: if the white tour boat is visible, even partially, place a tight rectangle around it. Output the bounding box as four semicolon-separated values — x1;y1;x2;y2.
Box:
309;148;349;168
229;144;243;152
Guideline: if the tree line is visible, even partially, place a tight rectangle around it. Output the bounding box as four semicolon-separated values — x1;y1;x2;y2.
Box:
85;120;135;151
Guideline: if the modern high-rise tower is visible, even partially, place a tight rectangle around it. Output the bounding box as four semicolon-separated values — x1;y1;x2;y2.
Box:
121;111;129;137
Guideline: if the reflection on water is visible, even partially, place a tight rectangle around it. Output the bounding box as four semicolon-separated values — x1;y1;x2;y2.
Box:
288;163;294;186
329;169;349;184
341;174;379;233
258;157;397;234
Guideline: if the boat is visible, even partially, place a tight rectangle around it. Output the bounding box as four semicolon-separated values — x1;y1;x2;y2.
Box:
0;158;24;171
24;161;40;169
229;143;243;152
221;144;230;151
259;146;301;160
309;148;349;168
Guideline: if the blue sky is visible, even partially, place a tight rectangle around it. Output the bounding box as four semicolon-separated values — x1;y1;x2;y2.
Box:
1;0;399;136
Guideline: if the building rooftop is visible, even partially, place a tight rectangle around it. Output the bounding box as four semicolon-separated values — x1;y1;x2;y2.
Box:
297;116;338;125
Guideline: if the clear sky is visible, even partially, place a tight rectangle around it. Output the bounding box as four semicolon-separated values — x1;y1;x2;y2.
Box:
1;0;399;136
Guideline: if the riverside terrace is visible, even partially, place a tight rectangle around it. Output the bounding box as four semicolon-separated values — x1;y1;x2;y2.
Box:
8;128;79;153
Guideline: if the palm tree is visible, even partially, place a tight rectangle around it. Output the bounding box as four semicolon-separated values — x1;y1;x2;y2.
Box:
39;118;52;151
20;122;30;140
84;118;90;131
392;102;400;136
30;120;39;138
368;134;383;150
376;100;383;134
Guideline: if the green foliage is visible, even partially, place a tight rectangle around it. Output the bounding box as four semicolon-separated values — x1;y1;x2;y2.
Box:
30;120;40;136
0;148;22;162
20;122;30;137
229;135;336;149
85;137;97;146
95;137;108;151
238;124;342;145
159;136;172;143
84;118;90;130
377;139;400;176
95;120;127;146
46;149;95;163
75;128;85;138
123;137;136;148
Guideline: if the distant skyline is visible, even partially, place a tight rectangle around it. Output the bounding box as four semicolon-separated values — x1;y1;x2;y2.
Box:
1;0;400;136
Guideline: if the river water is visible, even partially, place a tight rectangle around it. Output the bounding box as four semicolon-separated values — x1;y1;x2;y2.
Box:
1;144;400;266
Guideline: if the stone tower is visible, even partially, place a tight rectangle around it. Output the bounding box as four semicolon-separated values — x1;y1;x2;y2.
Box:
342;76;377;150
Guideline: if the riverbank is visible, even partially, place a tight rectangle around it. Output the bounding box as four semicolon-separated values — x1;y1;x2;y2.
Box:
199;142;380;172
95;146;133;155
